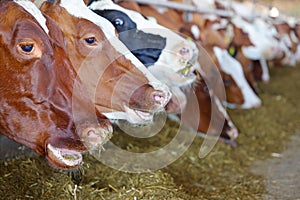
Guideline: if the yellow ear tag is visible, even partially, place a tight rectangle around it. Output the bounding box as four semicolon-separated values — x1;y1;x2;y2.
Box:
178;67;190;76
229;46;236;57
178;61;193;76
224;36;230;44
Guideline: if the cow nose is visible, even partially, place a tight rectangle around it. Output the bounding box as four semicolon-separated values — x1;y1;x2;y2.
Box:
253;101;262;108
80;122;113;150
152;90;170;107
179;46;193;62
228;127;239;140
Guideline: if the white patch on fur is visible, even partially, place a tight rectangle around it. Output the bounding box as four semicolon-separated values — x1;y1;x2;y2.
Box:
14;0;49;34
214;97;234;128
191;25;200;40
213;46;262;109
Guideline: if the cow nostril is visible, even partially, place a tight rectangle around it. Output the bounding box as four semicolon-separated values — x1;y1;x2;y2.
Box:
230;127;239;140
153;91;167;106
180;47;190;55
86;129;95;137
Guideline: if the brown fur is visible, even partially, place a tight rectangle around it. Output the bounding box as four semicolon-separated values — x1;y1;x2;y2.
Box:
0;1;111;169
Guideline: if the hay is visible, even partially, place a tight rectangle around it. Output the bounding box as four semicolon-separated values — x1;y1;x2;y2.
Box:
1;65;300;199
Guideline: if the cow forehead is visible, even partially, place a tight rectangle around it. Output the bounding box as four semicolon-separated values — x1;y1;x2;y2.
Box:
59;0;116;39
14;0;49;34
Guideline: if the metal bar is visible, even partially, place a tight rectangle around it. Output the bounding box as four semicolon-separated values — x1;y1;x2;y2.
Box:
183;0;193;22
115;0;234;17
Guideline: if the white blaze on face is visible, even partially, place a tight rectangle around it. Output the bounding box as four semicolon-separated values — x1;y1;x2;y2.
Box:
213;46;262;109
89;0;200;76
14;0;49;34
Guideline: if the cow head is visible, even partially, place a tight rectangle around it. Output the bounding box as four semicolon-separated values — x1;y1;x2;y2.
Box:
0;0;112;169
40;0;171;125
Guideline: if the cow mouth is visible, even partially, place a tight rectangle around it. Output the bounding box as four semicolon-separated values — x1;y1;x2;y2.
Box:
124;105;154;124
46;144;82;169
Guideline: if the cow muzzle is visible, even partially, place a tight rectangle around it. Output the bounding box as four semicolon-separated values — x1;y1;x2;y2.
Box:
125;84;171;124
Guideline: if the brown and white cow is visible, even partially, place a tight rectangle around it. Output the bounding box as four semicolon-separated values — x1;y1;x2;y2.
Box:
39;0;172;125
0;0;113;169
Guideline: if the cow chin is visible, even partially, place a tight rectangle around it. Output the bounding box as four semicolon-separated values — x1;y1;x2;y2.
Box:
46;144;83;170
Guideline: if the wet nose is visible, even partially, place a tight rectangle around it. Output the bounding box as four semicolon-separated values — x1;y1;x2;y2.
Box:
152;90;171;108
129;84;171;112
228;127;239;140
78;120;113;151
179;46;194;62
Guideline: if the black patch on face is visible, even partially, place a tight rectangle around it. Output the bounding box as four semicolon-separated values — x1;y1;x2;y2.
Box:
91;9;167;67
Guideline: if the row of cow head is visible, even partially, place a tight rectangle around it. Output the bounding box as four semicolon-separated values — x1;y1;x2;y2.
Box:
0;0;174;170
4;0;296;170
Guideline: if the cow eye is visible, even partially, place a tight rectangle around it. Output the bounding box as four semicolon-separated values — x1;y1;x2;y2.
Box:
224;79;231;86
85;37;96;45
203;86;209;93
17;40;41;58
112;18;124;26
19;43;34;53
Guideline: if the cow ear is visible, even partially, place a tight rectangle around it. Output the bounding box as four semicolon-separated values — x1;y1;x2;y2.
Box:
44;14;67;50
203;19;210;29
40;0;60;10
40;1;52;11
83;0;90;5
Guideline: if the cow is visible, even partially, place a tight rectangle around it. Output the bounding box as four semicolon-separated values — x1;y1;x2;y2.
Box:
0;0;113;169
39;0;172;125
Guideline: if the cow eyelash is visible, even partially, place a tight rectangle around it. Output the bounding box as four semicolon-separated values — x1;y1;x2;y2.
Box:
84;37;97;45
112;18;124;26
224;79;232;86
203;86;209;93
19;43;34;53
